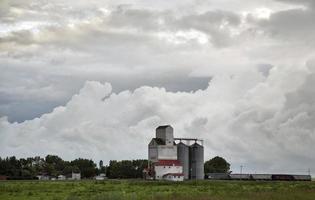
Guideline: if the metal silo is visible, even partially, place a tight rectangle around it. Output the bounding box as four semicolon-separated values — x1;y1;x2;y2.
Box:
177;142;189;179
189;142;204;180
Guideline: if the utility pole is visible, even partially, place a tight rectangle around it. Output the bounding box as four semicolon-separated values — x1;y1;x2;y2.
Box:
240;165;243;180
308;168;311;176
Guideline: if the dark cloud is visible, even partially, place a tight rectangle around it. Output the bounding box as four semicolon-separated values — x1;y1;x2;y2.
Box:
258;8;315;40
244;0;315;46
275;0;315;7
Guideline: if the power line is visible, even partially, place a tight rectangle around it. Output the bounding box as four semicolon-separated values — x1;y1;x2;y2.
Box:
240;165;243;180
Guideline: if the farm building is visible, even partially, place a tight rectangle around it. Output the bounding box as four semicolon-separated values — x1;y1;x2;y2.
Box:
71;172;81;180
64;172;81;180
58;175;66;180
146;125;204;181
95;173;107;180
36;174;50;180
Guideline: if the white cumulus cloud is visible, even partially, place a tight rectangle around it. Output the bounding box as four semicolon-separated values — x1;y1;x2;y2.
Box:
1;61;315;174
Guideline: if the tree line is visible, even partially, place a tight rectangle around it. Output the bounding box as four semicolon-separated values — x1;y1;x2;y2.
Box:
0;155;100;179
0;155;148;180
0;155;230;180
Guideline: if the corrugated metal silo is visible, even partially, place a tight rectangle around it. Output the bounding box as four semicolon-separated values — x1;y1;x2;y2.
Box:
189;142;204;180
177;142;189;179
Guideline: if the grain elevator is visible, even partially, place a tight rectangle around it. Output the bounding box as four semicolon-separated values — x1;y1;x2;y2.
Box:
145;125;204;181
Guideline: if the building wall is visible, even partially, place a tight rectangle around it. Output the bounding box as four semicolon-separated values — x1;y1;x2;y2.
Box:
157;145;177;160
163;175;184;182
149;145;158;162
72;173;81;180
149;142;177;162
154;165;183;180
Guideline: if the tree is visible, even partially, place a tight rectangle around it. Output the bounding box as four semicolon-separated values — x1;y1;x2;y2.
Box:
62;165;80;176
107;160;119;178
44;155;66;176
204;156;230;173
107;159;148;179
71;158;96;178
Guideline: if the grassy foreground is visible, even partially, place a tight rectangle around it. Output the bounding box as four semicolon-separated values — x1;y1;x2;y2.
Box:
1;180;315;200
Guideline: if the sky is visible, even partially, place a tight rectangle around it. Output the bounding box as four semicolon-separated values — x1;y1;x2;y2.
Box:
1;0;315;175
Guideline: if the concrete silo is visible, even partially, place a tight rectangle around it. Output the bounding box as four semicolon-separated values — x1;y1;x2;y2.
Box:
189;142;204;180
177;142;189;179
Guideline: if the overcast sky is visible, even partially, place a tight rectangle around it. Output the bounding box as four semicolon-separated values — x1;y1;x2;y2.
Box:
1;0;315;174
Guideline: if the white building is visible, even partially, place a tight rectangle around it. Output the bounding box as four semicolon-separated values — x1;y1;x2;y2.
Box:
58;175;66;180
36;175;50;180
95;173;107;180
71;172;81;180
154;160;183;180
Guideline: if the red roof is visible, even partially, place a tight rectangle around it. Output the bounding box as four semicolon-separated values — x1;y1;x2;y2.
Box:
155;160;182;166
163;173;184;177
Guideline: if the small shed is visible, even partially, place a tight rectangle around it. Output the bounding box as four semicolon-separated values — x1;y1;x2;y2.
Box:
95;173;107;180
36;175;50;180
71;172;81;180
58;175;66;180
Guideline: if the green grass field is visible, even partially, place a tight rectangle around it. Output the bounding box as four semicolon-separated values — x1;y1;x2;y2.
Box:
1;180;315;200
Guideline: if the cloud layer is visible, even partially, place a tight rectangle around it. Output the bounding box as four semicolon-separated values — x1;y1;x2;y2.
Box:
1;60;315;174
0;0;302;122
1;0;315;174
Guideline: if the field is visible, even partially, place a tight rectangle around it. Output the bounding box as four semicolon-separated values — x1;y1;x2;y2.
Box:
1;180;315;200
